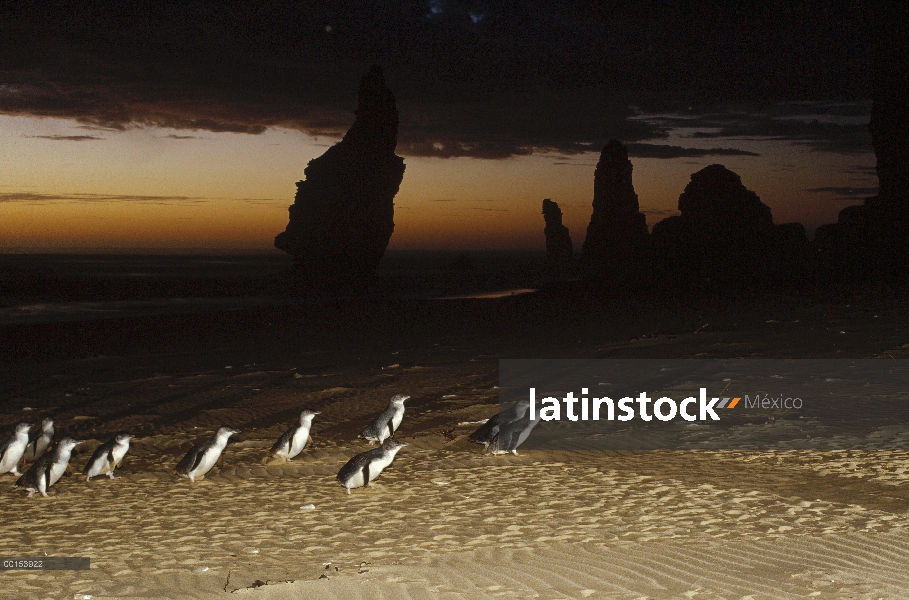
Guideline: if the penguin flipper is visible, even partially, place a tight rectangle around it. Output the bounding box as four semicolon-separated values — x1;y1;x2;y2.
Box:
216;453;224;470
468;413;499;444
270;428;293;456
176;443;205;474
387;419;395;440
363;463;370;487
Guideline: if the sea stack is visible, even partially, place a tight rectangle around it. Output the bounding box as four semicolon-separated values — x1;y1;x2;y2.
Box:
542;199;573;277
580;140;650;288
813;1;909;283
275;65;406;286
651;164;806;288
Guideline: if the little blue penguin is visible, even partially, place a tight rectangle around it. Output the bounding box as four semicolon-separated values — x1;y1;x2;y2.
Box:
468;399;529;447
84;433;133;481
16;437;83;497
359;393;410;444
337;438;407;494
268;410;318;463
486;412;541;455
175;426;239;482
23;418;54;462
0;422;32;476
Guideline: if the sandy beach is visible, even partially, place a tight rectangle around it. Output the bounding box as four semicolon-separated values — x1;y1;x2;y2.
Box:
3;291;909;599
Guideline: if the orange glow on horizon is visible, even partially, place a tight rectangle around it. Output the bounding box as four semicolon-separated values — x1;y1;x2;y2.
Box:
0;116;876;253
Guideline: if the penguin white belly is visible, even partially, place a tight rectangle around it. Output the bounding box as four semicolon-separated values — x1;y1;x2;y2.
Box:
35;435;52;458
513;422;538;449
342;470;363;487
390;411;404;434
353;454;395;487
48;462;67;487
0;441;26;473
34;472;47;495
86;457;112;478
111;444;129;468
288;426;310;457
376;410;403;443
189;447;222;477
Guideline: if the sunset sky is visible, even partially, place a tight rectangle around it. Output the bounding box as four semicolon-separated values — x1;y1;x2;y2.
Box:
0;1;877;253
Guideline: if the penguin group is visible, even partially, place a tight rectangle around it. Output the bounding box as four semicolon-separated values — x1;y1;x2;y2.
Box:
468;398;540;455
2;392;534;498
0;418;137;497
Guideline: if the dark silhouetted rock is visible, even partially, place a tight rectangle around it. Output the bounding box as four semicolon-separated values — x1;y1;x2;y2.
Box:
869;1;909;208
580;140;650;287
275;65;406;286
542;199;573;275
768;222;811;287
651;164;806;288
814;2;909;283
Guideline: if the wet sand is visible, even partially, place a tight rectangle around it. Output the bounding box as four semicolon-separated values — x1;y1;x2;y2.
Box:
3;291;909;598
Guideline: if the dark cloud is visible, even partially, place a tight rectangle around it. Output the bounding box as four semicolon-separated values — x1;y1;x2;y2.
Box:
641;208;681;219
162;134;201;139
0;1;873;159
651;102;873;155
627;143;759;159
0;192;208;204
805;186;879;202
24;134;104;142
806;187;879;194
237;198;285;205
841;165;878;177
805;186;879;201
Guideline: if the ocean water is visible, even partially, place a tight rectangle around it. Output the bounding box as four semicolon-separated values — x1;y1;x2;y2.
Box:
0;251;545;324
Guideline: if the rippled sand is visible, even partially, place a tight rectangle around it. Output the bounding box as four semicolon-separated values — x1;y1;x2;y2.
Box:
2;294;909;598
